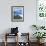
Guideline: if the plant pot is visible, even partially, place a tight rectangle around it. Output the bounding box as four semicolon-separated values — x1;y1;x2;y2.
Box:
37;39;40;43
40;38;45;43
37;39;45;44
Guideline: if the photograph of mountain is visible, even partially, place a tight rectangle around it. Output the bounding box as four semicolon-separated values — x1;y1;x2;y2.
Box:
11;6;24;22
13;8;22;19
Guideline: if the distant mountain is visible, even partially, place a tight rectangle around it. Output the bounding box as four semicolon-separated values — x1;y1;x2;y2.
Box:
14;15;22;19
14;10;22;16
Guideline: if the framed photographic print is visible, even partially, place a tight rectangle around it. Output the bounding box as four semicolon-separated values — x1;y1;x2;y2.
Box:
11;6;24;22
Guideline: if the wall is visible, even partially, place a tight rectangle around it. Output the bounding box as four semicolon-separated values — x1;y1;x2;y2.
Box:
0;0;36;42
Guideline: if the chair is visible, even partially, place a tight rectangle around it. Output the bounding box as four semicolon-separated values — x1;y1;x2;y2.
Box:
4;27;19;46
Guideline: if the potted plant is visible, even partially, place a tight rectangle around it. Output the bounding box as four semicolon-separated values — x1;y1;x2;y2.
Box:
33;32;46;43
32;25;39;30
40;26;45;29
32;24;45;30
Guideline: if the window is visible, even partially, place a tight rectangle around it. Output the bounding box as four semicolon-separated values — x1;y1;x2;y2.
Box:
37;0;46;18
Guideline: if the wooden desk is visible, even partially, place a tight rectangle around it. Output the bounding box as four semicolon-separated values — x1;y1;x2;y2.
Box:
4;33;30;46
4;33;18;46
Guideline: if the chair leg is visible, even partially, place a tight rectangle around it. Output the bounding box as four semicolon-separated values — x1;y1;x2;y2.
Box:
17;35;18;46
4;40;7;46
4;33;7;46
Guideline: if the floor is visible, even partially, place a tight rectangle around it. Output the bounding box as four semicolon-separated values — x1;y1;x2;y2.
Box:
0;42;46;46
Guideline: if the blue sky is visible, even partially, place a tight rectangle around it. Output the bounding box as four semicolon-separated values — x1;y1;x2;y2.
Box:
14;8;22;16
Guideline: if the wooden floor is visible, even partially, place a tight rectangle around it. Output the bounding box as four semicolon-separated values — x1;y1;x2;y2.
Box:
0;42;46;46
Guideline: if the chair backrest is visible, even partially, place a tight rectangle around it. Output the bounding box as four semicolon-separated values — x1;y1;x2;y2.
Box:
11;27;18;34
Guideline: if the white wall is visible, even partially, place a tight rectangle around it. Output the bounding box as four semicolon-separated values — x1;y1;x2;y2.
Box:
0;0;37;42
